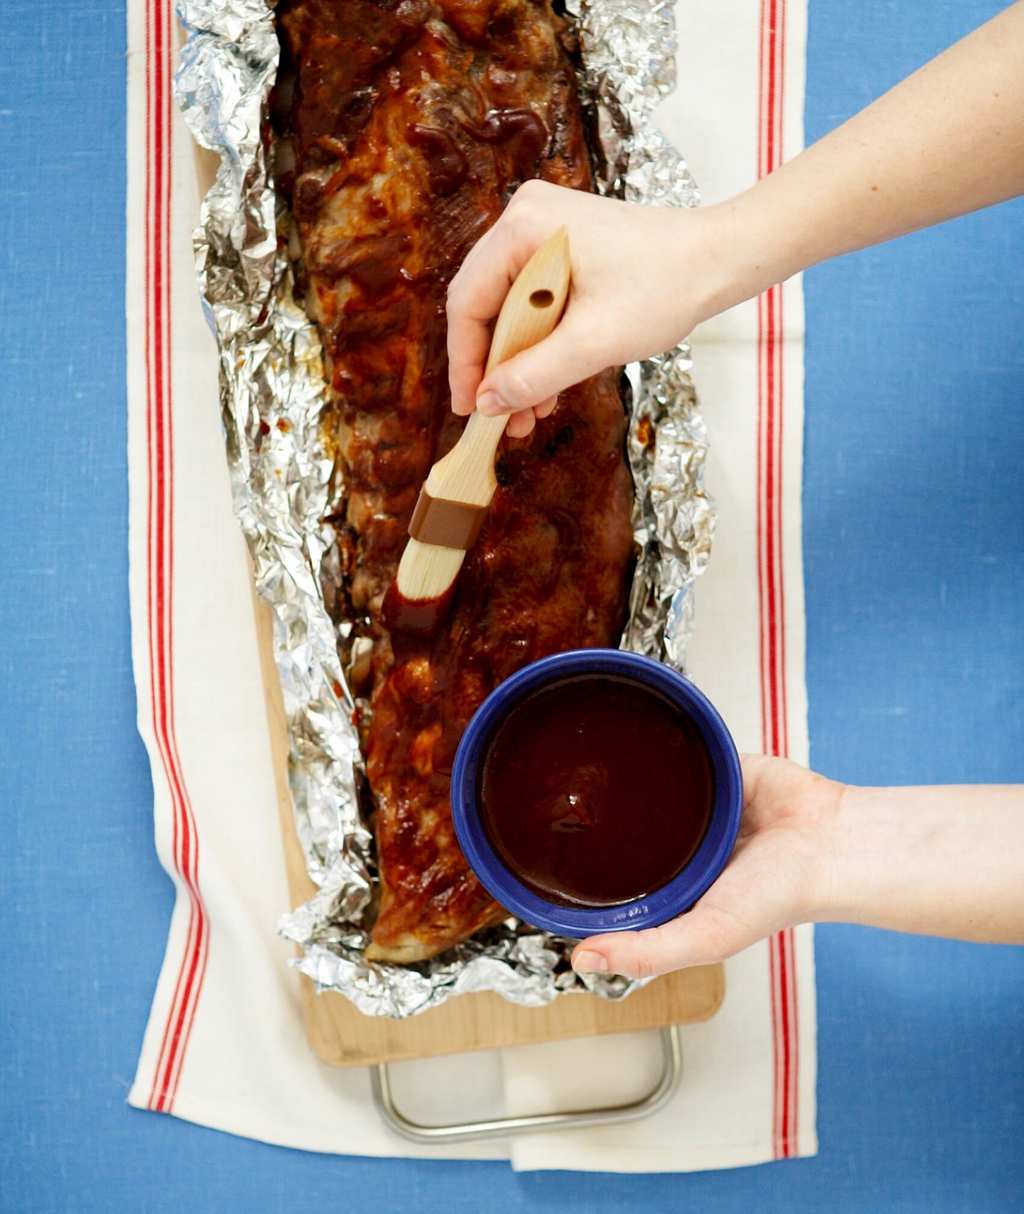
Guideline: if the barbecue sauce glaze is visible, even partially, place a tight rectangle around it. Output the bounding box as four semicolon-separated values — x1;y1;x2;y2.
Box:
479;674;714;907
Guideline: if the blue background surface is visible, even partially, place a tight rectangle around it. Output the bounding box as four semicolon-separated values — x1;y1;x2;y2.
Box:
2;0;1022;1210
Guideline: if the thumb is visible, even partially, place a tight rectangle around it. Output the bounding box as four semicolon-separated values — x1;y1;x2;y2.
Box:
572;904;754;980
476;313;603;416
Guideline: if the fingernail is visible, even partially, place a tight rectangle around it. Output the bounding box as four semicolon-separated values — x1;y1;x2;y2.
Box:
572;950;608;974
476;390;506;415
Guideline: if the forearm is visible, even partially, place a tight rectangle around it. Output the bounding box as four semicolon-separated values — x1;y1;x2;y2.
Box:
699;1;1024;318
818;783;1024;944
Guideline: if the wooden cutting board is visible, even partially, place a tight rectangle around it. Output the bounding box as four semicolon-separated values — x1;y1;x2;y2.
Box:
253;586;724;1067
187;50;724;1069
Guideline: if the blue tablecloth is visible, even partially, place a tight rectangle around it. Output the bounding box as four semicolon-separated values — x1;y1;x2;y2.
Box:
2;1;1022;1209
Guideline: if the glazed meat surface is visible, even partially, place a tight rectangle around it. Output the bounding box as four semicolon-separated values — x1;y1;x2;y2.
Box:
277;0;635;961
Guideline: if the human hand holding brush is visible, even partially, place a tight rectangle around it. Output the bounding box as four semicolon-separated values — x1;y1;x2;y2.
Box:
447;2;1024;434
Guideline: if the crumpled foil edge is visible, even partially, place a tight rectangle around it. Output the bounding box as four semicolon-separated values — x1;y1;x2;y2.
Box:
175;0;714;1018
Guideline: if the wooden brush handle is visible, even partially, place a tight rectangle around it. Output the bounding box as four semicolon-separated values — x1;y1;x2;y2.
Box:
422;228;571;513
483;226;572;372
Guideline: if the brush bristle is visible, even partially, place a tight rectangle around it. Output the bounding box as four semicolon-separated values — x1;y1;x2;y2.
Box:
396;537;466;602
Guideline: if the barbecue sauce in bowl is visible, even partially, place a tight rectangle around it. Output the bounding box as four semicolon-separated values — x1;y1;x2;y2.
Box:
478;674;714;907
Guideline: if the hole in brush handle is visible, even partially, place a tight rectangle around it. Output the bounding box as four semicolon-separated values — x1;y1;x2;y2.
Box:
529;289;554;308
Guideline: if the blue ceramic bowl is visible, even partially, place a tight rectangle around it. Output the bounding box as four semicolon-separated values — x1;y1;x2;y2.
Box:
451;649;743;938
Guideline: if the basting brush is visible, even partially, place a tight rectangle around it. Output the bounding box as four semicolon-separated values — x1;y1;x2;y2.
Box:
386;227;571;634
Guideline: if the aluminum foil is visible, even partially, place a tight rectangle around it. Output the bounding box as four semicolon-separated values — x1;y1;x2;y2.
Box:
176;0;714;1018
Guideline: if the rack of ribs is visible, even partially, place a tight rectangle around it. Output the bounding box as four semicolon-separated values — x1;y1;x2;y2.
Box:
275;0;635;962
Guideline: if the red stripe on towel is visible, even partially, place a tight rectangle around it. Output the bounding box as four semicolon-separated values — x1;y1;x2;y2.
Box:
757;0;800;1160
143;0;210;1115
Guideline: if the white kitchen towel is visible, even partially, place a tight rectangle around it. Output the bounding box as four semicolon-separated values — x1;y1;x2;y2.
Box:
126;0;817;1171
